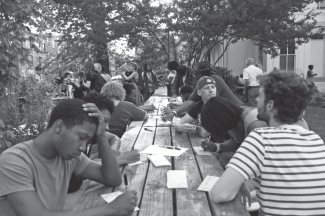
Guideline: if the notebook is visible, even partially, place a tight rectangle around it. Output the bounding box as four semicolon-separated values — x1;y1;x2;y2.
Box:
147;155;171;167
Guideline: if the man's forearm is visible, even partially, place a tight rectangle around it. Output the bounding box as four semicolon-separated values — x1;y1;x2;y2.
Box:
175;100;196;115
107;133;121;150
97;135;121;185
220;138;240;153
196;127;210;138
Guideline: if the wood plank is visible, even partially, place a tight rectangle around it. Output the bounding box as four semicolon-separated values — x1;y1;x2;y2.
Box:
172;128;212;216
72;181;113;210
138;127;173;216
187;131;250;216
120;124;143;152
115;127;157;216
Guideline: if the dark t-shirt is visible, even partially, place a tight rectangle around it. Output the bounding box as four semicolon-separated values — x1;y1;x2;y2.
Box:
187;100;204;120
124;95;137;106
109;101;146;138
189;75;243;105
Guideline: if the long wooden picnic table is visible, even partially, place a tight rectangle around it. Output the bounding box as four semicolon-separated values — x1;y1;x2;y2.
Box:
72;96;250;216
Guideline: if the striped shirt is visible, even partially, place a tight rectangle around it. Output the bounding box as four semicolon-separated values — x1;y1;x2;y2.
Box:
227;125;325;216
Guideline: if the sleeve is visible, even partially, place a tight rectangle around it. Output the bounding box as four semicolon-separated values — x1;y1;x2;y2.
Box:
167;71;176;79
187;103;199;119
226;130;265;180
171;75;179;95
243;69;249;80
188;86;201;102
125;102;146;121
73;153;92;176
0;154;34;196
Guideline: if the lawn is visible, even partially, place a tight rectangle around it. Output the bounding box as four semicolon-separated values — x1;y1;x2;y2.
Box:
304;106;325;140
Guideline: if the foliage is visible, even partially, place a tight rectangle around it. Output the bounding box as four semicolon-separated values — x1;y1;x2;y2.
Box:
0;75;54;153
214;67;237;93
0;0;56;89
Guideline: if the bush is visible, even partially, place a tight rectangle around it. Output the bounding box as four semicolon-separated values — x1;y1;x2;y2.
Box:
0;75;55;154
214;66;237;92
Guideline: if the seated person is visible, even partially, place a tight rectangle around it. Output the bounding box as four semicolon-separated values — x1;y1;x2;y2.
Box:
200;95;309;167
0;99;138;216
172;85;193;107
101;81;148;138
68;92;140;194
175;77;217;138
209;71;325;216
123;83;155;111
166;61;243;121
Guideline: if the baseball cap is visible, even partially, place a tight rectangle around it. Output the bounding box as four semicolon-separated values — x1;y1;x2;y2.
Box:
196;76;216;90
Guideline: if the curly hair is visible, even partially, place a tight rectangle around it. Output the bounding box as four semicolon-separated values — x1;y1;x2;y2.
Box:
47;99;98;129
167;61;179;71
82;92;115;114
259;71;315;124
193;61;217;76
101;81;126;101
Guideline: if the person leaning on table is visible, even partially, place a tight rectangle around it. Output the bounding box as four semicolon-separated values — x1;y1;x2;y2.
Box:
208;71;325;216
68;92;140;194
0;99;138;216
175;76;218;138
101;81;148;138
165;61;243;121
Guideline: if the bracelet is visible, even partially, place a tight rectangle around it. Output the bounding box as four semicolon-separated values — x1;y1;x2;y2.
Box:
215;143;221;153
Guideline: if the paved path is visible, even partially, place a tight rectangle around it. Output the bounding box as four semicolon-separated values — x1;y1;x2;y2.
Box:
315;82;325;94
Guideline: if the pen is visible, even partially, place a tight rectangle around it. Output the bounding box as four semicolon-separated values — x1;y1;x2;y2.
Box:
158;145;181;150
144;128;153;132
124;174;128;190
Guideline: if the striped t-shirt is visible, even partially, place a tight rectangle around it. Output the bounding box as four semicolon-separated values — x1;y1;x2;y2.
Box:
227;125;325;216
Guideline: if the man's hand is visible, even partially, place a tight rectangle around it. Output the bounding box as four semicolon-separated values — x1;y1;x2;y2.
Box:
201;140;217;152
165;112;176;121
162;107;172;115
107;191;138;215
83;103;105;137
118;150;140;165
239;183;252;207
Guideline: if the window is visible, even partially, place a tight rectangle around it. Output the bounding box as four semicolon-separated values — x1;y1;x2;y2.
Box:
279;39;296;71
27;55;33;69
317;1;325;9
37;57;42;64
43;43;46;51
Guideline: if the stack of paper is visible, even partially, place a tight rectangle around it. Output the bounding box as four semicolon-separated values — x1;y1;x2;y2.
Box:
197;176;219;192
167;170;188;189
192;147;213;156
101;192;140;211
147;155;171;167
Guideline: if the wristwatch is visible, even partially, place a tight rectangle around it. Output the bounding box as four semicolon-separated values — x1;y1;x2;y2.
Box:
215;143;221;153
172;110;177;116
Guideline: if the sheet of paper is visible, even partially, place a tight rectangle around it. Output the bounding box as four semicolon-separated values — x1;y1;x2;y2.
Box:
128;160;146;166
192;146;213;156
147;155;171;167
197;176;219;192
101;192;140;211
140;145;188;157
167;170;188;189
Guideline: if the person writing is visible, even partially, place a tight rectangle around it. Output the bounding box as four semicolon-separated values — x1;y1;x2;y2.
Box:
208;71;325;216
0;99;138;216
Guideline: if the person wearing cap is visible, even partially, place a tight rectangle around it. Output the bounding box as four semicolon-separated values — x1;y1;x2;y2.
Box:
174;76;217;137
166;61;243;121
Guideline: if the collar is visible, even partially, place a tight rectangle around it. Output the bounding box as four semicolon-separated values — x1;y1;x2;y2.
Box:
278;124;308;132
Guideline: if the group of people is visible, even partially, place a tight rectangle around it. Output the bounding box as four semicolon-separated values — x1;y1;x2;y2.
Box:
0;56;324;216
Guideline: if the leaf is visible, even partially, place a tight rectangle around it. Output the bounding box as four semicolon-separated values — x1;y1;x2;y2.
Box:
0;119;5;128
5;140;12;148
48;0;58;8
6;130;15;139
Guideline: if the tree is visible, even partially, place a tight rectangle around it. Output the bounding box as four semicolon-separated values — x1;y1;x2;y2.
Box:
0;0;56;89
171;0;323;66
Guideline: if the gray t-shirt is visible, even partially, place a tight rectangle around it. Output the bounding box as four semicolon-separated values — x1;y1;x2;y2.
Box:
0;140;91;210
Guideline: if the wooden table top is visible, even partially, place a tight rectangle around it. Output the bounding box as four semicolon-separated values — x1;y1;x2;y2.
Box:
72;96;250;216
